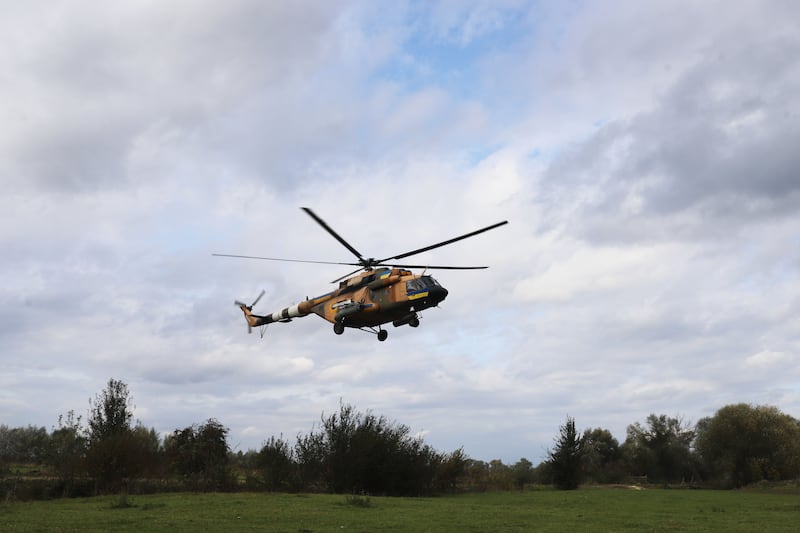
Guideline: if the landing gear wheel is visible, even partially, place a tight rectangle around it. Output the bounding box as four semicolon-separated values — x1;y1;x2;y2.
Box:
377;329;388;342
408;316;420;328
333;323;345;335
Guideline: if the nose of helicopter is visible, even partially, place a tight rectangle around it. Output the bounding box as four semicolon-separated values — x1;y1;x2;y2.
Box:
429;284;449;304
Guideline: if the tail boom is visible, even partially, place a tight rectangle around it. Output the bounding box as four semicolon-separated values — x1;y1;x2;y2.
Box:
239;301;312;331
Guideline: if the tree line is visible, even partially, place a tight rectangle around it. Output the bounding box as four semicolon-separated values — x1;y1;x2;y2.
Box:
545;406;800;490
2;379;799;500
1;379;467;499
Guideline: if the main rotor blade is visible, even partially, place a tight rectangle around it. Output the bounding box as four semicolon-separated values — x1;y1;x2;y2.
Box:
376;220;508;263
251;289;266;308
379;264;489;270
212;253;360;267
301;207;366;264
330;266;366;284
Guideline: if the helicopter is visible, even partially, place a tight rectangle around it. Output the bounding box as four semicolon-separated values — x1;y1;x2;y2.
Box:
214;207;507;341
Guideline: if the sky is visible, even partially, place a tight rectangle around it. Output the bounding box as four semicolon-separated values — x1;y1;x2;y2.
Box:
2;0;799;463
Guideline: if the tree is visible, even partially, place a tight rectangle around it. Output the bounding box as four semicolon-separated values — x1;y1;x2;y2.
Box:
129;423;163;479
433;448;467;493
87;379;134;443
195;419;230;487
547;416;583;490
695;404;800;487
0;425;50;464
582;428;624;483
48;411;87;495
319;402;423;494
294;430;326;492
624;414;696;484
481;459;513;491
258;435;294;491
165;419;231;491
292;401;459;496
85;378;142;492
511;458;535;490
321;402;359;493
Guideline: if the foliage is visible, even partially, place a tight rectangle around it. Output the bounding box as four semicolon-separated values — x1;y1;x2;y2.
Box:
0;425;50;465
130;424;164;479
695;403;800;487
547;416;583;490
294;431;326;492
623;414;697;484
7;383;800;500
85;379;140;492
489;460;514;490
459;459;492;491
257;435;295;491
293;401;462;496
164;419;231;491
434;448;468;492
87;379;134;444
3;386;464;498
511;458;535;490
47;411;87;495
460;457;545;492
582;427;625;484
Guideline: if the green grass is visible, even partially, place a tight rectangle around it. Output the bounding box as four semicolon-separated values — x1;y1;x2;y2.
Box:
1;487;799;532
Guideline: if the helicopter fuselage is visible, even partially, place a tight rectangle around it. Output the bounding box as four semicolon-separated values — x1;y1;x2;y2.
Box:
240;267;448;336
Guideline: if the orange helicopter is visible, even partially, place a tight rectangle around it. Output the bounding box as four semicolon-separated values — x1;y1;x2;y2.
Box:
214;208;507;341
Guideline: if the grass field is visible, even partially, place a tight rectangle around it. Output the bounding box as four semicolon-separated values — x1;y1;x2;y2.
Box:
1;487;799;532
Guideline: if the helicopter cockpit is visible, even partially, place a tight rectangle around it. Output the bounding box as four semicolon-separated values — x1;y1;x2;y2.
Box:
405;275;441;293
405;276;448;304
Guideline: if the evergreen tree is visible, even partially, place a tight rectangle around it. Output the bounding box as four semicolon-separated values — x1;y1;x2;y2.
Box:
547;416;583;490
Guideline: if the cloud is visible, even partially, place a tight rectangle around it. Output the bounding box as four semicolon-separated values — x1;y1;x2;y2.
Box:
531;1;800;245
513;243;680;302
2;0;800;465
744;350;795;369
0;1;360;193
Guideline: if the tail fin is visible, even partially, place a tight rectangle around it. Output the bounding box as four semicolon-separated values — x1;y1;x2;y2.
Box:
237;303;258;334
234;290;266;334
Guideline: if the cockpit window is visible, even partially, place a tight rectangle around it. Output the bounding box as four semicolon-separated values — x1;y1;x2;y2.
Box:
406;279;425;293
406;276;440;293
421;276;440;287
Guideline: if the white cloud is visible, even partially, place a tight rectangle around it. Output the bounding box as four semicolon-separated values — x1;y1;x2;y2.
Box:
744;350;795;369
1;0;799;464
513;243;680;302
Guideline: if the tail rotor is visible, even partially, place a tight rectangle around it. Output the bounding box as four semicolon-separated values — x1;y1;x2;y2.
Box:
235;289;266;334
